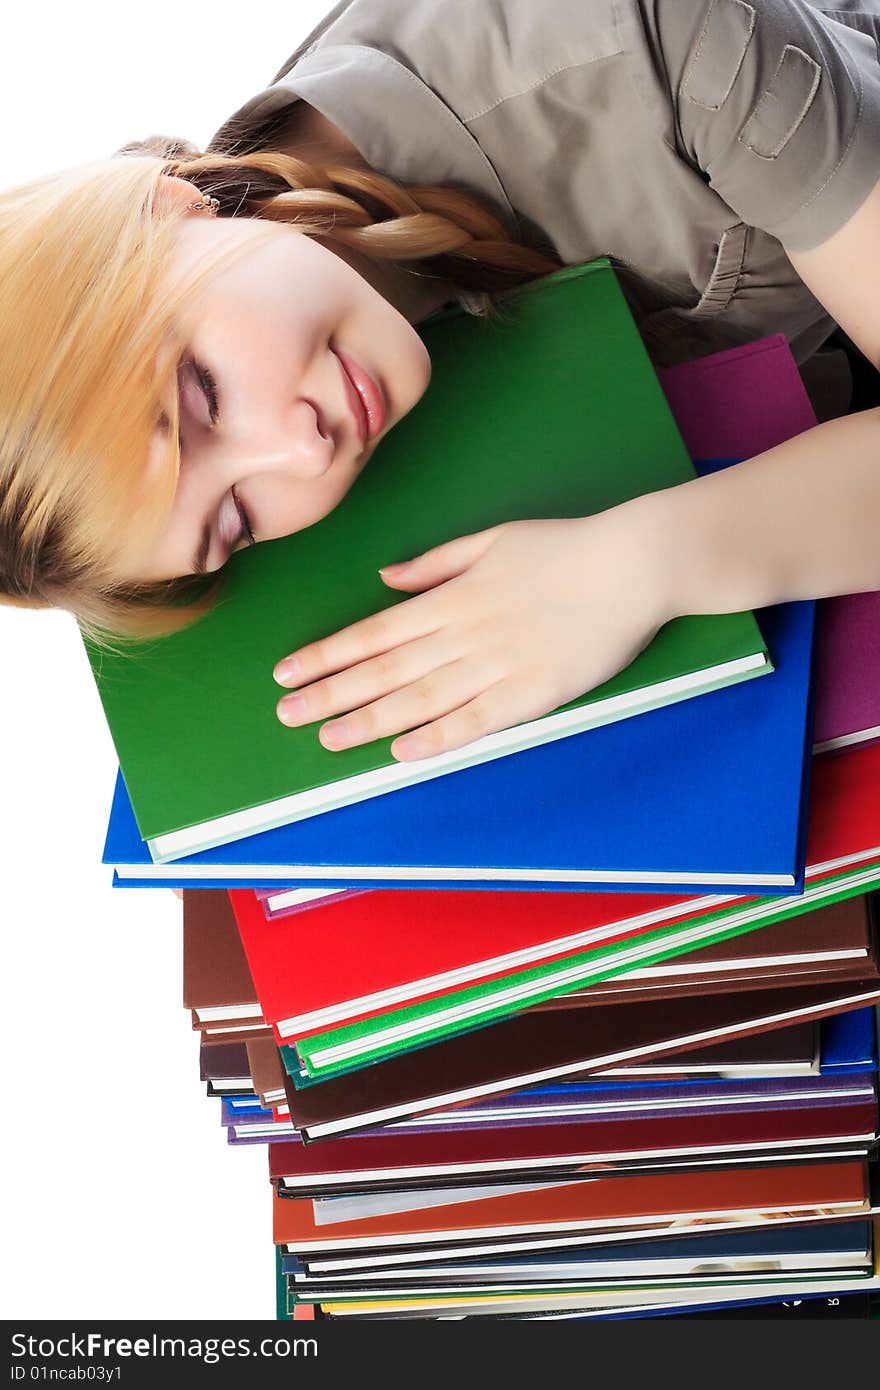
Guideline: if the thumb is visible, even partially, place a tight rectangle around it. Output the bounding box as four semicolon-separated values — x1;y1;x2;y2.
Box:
379;527;500;592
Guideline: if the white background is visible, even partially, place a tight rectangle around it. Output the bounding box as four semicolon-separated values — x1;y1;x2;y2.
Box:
1;0;335;1319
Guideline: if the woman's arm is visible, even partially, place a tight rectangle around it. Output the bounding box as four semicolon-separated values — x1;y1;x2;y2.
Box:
786;178;880;373
649;405;880;615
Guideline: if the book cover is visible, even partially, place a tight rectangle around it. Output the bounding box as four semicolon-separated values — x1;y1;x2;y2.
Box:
657;334;816;460
197;1040;250;1085
813;592;880;753
183;889;262;1021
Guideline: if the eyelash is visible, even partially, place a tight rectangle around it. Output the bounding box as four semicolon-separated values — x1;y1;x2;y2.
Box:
237;491;257;548
178;357;255;550
193;359;220;426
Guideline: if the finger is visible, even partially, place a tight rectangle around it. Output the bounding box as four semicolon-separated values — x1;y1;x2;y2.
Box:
273;587;444;688
379;527;501;593
391;662;578;761
316;659;495;752
389;686;510;761
276;629;455;727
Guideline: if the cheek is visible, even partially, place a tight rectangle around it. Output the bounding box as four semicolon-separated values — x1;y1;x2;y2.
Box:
257;468;362;542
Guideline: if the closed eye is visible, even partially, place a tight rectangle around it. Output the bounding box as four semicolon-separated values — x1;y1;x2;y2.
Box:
193;359;220;425
232;487;256;548
178;355;221;433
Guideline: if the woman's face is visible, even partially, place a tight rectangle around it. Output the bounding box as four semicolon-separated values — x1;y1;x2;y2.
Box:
129;178;432;582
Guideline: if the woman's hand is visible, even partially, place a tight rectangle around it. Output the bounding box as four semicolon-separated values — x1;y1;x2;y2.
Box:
273;501;674;761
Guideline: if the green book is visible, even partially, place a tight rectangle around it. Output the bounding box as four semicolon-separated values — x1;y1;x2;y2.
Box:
284;861;880;1083
275;1247;292;1321
87;260;768;864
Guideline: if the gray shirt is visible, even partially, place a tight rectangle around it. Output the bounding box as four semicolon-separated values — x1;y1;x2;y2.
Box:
208;0;880;372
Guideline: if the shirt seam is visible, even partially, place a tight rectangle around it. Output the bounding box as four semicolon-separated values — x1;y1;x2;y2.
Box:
774;42;864;227
679;0;757;113
461;56;616;125
286;44;516;219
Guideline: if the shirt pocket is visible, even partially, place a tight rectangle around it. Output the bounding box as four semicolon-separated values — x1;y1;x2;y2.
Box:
634;223;750;366
688;222;749;317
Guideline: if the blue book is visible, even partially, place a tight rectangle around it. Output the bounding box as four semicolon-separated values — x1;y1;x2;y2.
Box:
104;594;813;894
547;1289;875;1320
821;1008;879;1072
220;1098;275;1126
281;1221;872;1278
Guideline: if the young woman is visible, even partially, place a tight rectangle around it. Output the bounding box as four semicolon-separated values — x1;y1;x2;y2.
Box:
2;0;879;764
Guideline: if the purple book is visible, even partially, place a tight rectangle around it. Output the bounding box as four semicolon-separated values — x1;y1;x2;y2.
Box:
812;592;880;753
223;1073;875;1145
660;336;879;755
658;334;816;459
255;886;361;922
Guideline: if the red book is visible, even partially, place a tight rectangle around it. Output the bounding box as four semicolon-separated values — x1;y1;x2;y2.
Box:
230;743;880;1042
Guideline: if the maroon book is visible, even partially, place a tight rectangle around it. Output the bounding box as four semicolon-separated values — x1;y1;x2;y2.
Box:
270;1101;877;1194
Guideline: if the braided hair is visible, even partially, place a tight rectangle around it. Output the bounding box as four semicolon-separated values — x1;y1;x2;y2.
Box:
119;129;561;310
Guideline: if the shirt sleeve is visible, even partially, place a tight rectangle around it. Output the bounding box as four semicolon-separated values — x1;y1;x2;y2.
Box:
652;0;880;250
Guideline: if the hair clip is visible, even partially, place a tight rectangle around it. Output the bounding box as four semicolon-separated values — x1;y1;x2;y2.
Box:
188;195;220;217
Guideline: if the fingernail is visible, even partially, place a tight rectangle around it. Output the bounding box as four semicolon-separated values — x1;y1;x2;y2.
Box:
274;656;300;685
379;560;408;575
320;720;349;750
277;694;306;726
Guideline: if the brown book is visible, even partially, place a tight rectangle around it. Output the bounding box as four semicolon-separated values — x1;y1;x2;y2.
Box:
533;897;878;1009
286;980;880;1141
199;1020;273;1043
273;1159;869;1255
183;889;267;1039
247;1037;287;1107
600;1024;818;1077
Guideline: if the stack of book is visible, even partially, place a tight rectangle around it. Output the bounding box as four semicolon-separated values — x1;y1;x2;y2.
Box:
89;261;880;1319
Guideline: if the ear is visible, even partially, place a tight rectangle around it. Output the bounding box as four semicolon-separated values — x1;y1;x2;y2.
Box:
153;174;206;215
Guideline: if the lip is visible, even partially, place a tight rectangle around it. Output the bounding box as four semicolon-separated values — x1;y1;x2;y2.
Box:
334;347;387;445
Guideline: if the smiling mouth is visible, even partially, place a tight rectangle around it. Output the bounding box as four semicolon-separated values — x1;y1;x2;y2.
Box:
333;346;387;446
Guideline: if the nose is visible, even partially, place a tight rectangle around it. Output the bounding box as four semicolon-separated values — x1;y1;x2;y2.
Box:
247;398;335;480
208;397;334;486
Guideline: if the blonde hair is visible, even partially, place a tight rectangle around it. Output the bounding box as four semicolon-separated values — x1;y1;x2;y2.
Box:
0;135;559;637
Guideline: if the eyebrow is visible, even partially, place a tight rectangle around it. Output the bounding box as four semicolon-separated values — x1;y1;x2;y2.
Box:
191;524;211;576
